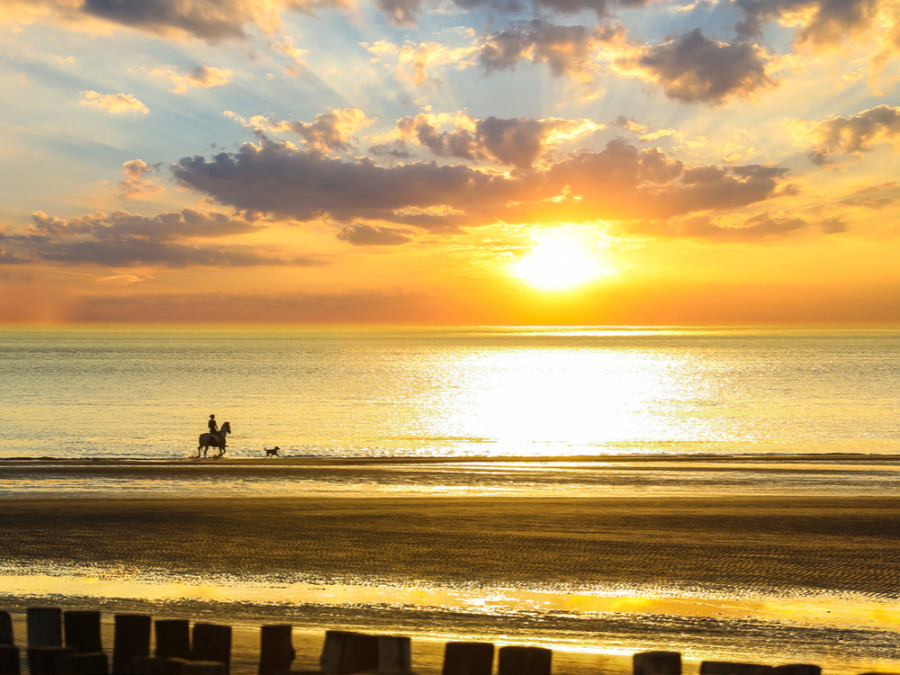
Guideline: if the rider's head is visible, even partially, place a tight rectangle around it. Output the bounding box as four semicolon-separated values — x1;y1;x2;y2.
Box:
210;414;215;419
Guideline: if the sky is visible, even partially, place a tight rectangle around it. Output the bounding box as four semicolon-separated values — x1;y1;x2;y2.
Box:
0;0;899;325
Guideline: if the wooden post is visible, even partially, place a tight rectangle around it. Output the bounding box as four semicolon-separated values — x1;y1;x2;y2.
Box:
701;662;773;675
319;631;379;674
113;614;152;675
442;641;494;675
258;625;294;675
771;666;821;675
0;613;15;675
156;620;192;659
26;646;74;675
0;645;20;675
0;612;13;646
56;651;109;675
175;660;227;674
26;608;62;648
63;610;103;654
378;635;411;673
191;623;232;675
497;645;552;675
634;651;682;675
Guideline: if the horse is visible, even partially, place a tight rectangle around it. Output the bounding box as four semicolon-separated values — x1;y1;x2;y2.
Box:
197;421;231;458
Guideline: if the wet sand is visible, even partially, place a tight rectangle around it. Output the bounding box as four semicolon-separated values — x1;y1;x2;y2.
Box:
2;492;899;673
2;495;899;594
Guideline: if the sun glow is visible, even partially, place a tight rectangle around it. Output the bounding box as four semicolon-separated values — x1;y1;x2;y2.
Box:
511;229;612;291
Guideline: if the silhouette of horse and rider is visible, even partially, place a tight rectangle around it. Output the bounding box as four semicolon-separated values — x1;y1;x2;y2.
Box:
197;414;231;458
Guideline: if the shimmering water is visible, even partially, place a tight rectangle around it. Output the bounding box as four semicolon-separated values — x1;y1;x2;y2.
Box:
2;326;899;673
1;325;898;460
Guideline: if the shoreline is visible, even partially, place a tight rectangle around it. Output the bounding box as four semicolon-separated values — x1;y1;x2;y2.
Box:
2;452;899;466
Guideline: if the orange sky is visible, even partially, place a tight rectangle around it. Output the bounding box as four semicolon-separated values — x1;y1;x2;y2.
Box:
1;0;899;325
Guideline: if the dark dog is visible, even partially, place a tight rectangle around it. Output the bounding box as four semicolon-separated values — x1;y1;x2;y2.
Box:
264;446;280;457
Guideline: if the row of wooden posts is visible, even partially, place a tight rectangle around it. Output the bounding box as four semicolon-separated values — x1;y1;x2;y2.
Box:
0;606;871;675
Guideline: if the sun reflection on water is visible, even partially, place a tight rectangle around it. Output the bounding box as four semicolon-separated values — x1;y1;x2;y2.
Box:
419;348;724;452
1;569;896;634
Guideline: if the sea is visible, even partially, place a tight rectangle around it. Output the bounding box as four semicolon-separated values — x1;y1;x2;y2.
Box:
1;325;899;673
1;325;898;462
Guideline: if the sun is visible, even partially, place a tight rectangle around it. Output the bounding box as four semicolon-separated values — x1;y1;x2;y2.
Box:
510;229;612;291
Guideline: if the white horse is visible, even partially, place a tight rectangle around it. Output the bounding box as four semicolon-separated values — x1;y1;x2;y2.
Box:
197;421;231;458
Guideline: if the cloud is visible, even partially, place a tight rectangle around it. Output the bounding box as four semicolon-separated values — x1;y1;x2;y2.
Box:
534;0;652;17
622;28;774;104
173;137;786;228
806;105;900;164
152;65;233;93
540;140;787;219
68;288;447;323
173;139;511;227
272;36;309;76
391;112;602;169
0;247;31;265
475;23;774;104
371;0;649;25
80;90;149;114
337;223;413;245
2;0;352;41
227;108;374;153
362;38;478;87
625;212;846;241
118;159;164;199
479;20;622;81
374;0;424;25
840;182;900;209
734;0;884;47
5;209;313;268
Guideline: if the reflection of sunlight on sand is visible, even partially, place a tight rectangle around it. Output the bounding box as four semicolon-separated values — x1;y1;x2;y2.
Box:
2;569;897;636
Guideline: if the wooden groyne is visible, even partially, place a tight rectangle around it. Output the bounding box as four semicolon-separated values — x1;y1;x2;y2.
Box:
0;607;892;675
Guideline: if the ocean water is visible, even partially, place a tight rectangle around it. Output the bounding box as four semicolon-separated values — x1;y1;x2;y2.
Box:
2;326;900;673
1;325;898;461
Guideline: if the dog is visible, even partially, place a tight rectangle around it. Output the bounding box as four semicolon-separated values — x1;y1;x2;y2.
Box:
264;446;280;457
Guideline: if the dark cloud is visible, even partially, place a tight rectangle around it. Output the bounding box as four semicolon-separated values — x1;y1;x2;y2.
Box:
0;247;30;265
37;238;307;267
840;182;900;209
398;114;584;169
479;20;621;78
71;289;447;323
629;28;774;104
173;139;518;226
369;142;415;159
174;137;786;227
29;208;257;241
627;212;846;241
541;139;786;219
807;105;900;164
17;0;349;41
477;117;552;169
534;0;650;17
83;0;247;40
735;0;882;46
372;0;641;25
374;0;424;25
337;223;413;245
400;116;480;163
7;209;316;268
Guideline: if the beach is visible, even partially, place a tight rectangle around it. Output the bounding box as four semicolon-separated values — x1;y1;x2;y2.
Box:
2;460;899;674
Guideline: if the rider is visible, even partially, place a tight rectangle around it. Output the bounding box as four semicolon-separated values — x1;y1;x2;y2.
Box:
208;414;222;443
